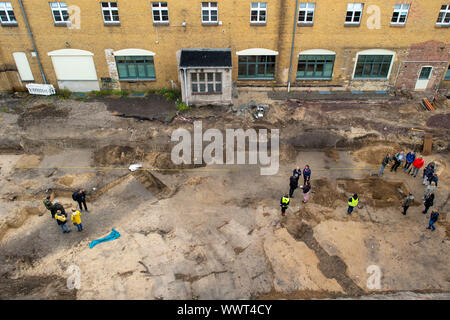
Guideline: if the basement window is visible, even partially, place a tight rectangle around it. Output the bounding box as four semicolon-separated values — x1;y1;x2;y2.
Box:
345;3;363;25
202;2;218;24
101;2;120;25
436;4;450;26
250;2;267;24
238;55;275;79
50;2;69;25
0;2;17;26
191;72;222;94
298;2;315;25
354;55;393;79
115;56;156;80
391;4;410;25
151;2;169;24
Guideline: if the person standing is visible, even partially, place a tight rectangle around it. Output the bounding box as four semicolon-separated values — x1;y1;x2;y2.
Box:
43;196;53;216
293;167;301;182
409;155;424;177
302;165;311;185
347;194;359;214
71;209;83;232
403;151;415;172
72;189;88;212
289;175;298;198
280;195;290;217
50;200;65;219
379;153;391;177
55;210;70;233
422;192;435;214
401;192;414;215
424;181;437;200
300;181;311;203
428;173;438;187
390;152;404;172
427;211;439;231
422;162;435;185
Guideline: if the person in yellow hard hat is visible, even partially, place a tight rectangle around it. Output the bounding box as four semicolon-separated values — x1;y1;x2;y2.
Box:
347;193;358;215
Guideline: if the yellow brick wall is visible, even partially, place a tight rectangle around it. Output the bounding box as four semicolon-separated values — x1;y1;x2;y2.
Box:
0;0;449;92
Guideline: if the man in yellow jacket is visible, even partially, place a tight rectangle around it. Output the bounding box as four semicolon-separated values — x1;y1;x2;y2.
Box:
55;210;70;233
347;193;359;215
71;209;83;232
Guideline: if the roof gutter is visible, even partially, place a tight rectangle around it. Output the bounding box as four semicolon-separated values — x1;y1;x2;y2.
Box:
18;0;47;84
182;67;189;106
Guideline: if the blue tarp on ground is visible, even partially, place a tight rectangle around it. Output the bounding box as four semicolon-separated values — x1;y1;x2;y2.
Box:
89;228;120;248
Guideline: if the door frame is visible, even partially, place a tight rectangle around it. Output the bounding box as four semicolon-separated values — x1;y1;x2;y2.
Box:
415;65;433;90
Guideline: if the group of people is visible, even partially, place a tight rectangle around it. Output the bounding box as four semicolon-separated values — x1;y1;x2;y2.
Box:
380;151;440;232
280;165;311;216
42;189;88;234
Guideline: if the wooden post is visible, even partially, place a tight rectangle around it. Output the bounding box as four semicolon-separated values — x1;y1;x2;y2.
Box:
423;134;432;156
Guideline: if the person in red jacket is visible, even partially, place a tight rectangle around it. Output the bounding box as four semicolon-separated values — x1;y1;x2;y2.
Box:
408;155;424;178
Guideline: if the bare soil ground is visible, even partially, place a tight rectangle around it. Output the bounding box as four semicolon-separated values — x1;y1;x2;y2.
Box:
0;90;449;299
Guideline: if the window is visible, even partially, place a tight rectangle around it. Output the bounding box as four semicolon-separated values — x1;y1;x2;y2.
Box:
152;2;169;23
436;4;450;25
238;56;276;79
202;2;218;23
0;2;16;25
191;72;222;93
419;67;432;80
345;3;363;24
50;2;69;24
297;55;335;79
298;2;315;24
101;2;119;24
354;55;393;78
445;65;450;80
115;56;156;80
250;2;266;24
391;4;410;24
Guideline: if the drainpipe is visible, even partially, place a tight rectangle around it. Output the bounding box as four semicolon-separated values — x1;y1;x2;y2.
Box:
183;68;189;106
287;0;300;93
18;0;47;84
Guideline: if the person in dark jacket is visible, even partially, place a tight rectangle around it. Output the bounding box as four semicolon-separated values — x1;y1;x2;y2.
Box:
293;167;301;182
302;165;311;185
43;196;53;216
50;200;65;219
428;173;438;187
73;189;88;212
403;151;415;172
401;192;414;215
289;175;298;198
379;153;391;177
427;211;439;231
390;152;404;172
300;181;311;203
55;210;70;233
422;193;434;214
422;162;435;185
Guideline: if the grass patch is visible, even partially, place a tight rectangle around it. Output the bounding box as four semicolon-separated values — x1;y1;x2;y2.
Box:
56;88;72;99
176;100;190;112
2;107;8;113
154;88;181;102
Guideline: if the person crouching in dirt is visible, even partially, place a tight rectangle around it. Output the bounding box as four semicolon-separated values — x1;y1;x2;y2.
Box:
71;208;83;232
401;192;414;216
347;194;358;214
43;196;53;217
299;181;311;203
403;151;415;172
72;189;88;212
303;165;311;185
427;211;439;232
289;175;298;198
55;210;71;233
280;195;290;217
390;151;404;172
50;200;65;219
379;153;391;177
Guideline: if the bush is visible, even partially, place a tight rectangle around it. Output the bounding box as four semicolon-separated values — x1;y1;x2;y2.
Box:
176;100;190;112
57;88;72;99
156;88;181;101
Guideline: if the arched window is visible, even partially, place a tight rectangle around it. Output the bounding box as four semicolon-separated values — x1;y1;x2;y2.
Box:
353;49;396;79
236;48;278;79
297;49;336;79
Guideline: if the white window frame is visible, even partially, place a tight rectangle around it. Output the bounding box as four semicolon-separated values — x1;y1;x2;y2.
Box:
201;2;218;24
151;2;169;24
0;2;17;25
50;2;69;24
101;2;120;24
436;4;450;26
191;72;222;94
298;2;315;24
345;3;364;25
250;2;267;24
391;4;410;25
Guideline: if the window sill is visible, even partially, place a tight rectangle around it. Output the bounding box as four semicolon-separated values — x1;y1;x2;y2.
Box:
298;22;314;26
352;77;389;80
1;22;18;27
435;24;450;28
344;23;361;27
119;79;156;82
192;92;222;95
202;22;219;26
54;22;71;27
238;77;275;81
296;77;332;80
153;22;170;26
390;23;406;27
104;22;121;26
250;22;266;26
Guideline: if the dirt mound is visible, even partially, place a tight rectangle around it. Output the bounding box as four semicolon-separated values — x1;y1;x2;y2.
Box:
144;151;206;171
337;177;409;208
93;145;145;166
57;173;95;187
14;154;42;168
325;148;340;162
185;176;209;186
352;143;402;165
311;178;345;209
0;206;41;242
132;170;171;198
426;114;450;129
